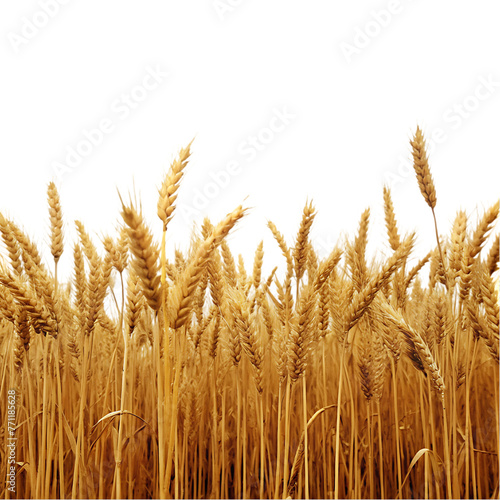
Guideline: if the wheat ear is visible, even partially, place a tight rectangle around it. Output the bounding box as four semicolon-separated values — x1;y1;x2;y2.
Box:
268;220;293;269
411;126;437;210
294;201;316;283
411;126;450;289
0;214;23;274
486;233;499;275
347;208;370;291
170;206;246;329
449;210;467;280
157;140;193;231
383;186;401;251
288;287;316;383
120;197;162;311
344;234;414;335
0;272;58;338
252;241;264;290
379;299;445;400
229;288;263;392
469;200;499;259
47;182;64;263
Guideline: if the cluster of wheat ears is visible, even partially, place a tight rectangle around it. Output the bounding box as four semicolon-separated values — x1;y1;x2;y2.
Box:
0;127;498;499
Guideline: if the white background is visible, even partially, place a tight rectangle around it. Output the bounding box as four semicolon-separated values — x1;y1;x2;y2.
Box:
1;1;499;280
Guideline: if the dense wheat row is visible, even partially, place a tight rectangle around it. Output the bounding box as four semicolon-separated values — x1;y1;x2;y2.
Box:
0;129;498;499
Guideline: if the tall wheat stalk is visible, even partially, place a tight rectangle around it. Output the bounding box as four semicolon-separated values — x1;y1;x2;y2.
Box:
0;131;498;499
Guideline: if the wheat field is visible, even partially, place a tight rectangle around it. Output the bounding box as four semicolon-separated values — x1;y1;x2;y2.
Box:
0;128;498;499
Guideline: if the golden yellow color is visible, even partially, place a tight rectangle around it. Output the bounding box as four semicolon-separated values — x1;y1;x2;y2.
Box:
0;131;498;499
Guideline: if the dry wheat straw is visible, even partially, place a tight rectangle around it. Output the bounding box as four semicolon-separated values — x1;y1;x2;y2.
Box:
1;135;498;500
